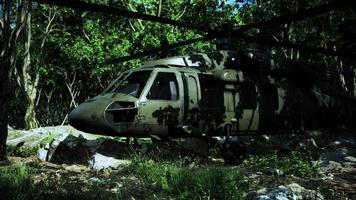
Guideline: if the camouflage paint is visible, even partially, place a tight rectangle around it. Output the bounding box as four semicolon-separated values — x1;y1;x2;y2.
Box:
69;50;356;137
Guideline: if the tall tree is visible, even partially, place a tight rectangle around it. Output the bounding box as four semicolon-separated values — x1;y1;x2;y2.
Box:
0;0;28;161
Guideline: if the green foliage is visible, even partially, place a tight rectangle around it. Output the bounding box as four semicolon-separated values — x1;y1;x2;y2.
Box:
247;151;320;177
7;145;39;158
9;0;356;129
124;157;250;199
0;163;33;200
39;132;57;147
0;156;250;200
0;163;121;200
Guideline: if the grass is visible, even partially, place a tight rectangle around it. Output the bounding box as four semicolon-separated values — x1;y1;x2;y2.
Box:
0;155;251;200
0;162;121;200
0;145;324;200
0;163;33;200
247;151;320;177
7;145;38;158
122;156;250;199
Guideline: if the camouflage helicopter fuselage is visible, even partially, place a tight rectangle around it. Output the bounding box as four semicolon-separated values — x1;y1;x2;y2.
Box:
68;50;356;137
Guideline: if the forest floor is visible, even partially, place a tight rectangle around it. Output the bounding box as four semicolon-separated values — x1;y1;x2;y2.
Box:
1;127;356;199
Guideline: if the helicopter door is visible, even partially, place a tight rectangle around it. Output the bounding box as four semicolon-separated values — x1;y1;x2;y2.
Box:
182;73;200;109
138;71;183;135
180;72;200;121
238;81;259;132
258;84;278;131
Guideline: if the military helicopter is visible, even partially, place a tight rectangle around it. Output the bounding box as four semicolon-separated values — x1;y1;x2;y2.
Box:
33;0;356;163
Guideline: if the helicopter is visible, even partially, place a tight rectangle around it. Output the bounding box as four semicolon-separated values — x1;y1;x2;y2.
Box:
32;0;356;163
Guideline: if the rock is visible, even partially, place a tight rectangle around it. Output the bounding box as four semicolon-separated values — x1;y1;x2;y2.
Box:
64;164;88;173
31;128;132;169
39;132;70;161
344;156;356;162
319;147;353;166
7;125;14;131
89;177;123;189
88;153;131;170
328;135;356;148
319;147;356;171
287;183;324;200
37;146;49;161
245;187;297;200
245;183;324;200
298;138;318;150
7;125;103;147
49;134;92;165
318;147;356;173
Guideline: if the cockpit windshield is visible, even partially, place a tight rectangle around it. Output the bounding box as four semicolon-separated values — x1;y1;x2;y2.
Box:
103;70;152;98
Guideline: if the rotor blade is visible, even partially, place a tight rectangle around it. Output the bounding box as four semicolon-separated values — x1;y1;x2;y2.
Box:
236;0;356;33
106;37;213;64
31;0;204;31
241;35;356;59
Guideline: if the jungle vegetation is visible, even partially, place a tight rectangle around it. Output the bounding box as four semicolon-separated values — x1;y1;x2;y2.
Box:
0;0;355;161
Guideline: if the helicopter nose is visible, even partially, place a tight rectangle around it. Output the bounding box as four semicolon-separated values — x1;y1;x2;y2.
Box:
68;98;111;133
68;104;88;126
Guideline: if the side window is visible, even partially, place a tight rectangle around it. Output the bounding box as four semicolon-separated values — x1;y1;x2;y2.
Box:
188;75;198;105
198;74;224;111
240;82;257;109
147;72;179;100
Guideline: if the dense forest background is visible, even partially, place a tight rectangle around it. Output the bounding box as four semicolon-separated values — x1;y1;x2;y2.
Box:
2;0;356;130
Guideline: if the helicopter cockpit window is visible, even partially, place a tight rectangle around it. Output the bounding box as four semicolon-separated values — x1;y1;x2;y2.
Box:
103;70;152;98
147;72;179;101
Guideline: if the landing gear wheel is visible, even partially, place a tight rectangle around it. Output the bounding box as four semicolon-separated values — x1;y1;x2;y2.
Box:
221;141;246;165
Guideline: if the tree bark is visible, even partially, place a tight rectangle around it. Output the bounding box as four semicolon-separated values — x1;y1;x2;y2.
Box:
22;3;39;129
0;69;10;161
0;0;27;161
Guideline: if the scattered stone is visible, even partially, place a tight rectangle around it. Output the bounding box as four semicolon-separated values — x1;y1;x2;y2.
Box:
320;161;343;172
37;146;49;161
298;138;318;150
328;136;356;148
287;183;324;200
64;164;88;173
245;183;324;200
88;153;131;170
344;156;356;163
319;147;354;166
245;187;297;200
89;177;124;189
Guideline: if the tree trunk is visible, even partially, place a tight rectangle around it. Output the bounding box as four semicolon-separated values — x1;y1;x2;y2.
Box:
0;71;10;161
0;0;28;161
22;3;39;129
0;0;12;162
